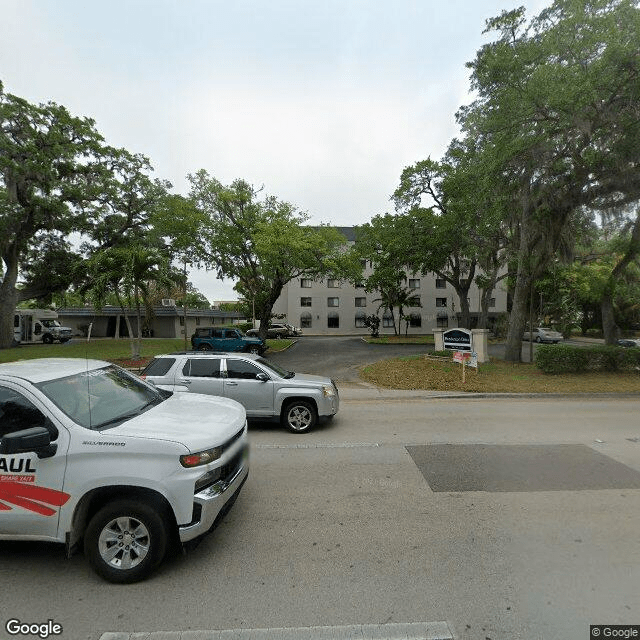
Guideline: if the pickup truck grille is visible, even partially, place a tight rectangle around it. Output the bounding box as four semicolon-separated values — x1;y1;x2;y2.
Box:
222;426;245;455
219;446;245;483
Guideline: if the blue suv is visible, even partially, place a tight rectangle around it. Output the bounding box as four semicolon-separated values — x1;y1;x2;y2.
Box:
190;327;266;355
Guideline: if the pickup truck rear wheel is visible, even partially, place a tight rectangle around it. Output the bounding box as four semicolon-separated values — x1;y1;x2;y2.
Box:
282;400;317;433
84;500;168;584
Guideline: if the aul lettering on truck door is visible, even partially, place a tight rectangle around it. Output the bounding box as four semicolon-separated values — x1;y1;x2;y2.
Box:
0;384;70;538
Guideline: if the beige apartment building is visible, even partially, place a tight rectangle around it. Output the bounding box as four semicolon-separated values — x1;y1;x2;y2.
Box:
270;227;508;336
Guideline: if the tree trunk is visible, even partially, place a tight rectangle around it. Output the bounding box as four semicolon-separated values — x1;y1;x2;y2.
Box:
0;245;20;349
456;289;471;328
504;268;533;362
256;277;286;342
601;292;620;345
134;288;142;360
600;213;640;345
478;291;491;330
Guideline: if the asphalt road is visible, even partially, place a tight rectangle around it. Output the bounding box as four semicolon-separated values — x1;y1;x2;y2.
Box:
1;386;639;640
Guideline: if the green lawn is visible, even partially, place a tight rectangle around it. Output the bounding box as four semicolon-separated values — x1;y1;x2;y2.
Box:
0;337;292;367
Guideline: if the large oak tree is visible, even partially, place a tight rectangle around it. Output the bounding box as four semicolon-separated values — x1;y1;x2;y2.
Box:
188;170;361;341
460;0;640;360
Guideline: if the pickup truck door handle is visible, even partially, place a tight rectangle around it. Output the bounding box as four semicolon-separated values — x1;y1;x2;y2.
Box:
226;381;238;386
178;379;191;384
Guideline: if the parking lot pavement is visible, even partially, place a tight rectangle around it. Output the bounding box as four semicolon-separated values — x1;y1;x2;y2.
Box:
268;336;435;385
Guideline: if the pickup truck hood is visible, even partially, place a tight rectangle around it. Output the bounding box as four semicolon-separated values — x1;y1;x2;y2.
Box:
108;393;246;451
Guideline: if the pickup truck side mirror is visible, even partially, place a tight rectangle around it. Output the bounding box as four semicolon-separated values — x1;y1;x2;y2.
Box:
0;426;57;459
256;373;270;382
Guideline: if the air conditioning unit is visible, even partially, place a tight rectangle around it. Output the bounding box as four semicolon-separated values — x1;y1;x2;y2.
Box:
161;299;176;307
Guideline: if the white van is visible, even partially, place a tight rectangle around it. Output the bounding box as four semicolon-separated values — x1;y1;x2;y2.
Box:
13;309;73;345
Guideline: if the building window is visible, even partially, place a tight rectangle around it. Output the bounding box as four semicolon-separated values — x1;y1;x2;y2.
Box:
489;297;496;308
300;312;312;328
437;316;449;328
409;313;422;328
355;311;367;328
408;279;420;289
360;259;368;269
355;282;365;289
327;297;339;307
179;316;185;326
382;312;394;328
328;312;339;328
355;297;367;307
436;298;447;308
300;278;313;288
436;278;446;289
327;279;341;288
408;295;420;307
195;317;201;325
300;297;312;307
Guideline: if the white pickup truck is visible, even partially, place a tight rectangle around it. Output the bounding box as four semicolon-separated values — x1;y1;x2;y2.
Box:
0;358;249;583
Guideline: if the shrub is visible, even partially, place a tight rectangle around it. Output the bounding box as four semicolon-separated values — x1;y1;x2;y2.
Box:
536;345;590;374
363;314;380;338
536;344;640;374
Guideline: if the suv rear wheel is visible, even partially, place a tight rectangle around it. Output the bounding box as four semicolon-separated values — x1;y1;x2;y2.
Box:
197;343;213;351
282;400;317;433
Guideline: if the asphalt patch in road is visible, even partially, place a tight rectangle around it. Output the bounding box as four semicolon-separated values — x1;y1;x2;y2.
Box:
406;443;640;492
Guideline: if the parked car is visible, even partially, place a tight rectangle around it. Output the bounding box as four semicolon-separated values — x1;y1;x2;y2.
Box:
141;351;339;433
0;358;248;583
246;323;302;339
522;327;564;343
617;338;640;348
191;326;265;355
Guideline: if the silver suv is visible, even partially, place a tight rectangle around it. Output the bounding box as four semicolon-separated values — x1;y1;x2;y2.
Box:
246;323;301;339
141;352;339;433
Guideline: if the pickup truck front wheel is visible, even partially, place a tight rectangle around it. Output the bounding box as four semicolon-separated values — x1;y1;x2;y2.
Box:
282;400;317;433
84;500;168;583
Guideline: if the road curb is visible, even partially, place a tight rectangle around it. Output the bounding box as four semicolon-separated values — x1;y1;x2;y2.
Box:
339;389;640;401
100;621;454;640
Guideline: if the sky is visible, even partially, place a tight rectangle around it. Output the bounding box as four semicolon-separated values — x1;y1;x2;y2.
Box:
2;0;549;302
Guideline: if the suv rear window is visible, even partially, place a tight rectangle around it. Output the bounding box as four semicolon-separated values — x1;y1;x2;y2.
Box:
141;357;175;377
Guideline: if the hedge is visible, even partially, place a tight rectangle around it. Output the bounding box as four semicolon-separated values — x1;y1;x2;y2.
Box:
535;344;640;374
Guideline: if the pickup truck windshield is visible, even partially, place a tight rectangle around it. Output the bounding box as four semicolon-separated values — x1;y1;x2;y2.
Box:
37;365;163;430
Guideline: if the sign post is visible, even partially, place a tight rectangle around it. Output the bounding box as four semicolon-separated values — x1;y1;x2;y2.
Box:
453;350;478;383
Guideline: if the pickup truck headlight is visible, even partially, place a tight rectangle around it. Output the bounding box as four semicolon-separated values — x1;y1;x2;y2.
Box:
180;445;223;468
322;384;336;397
